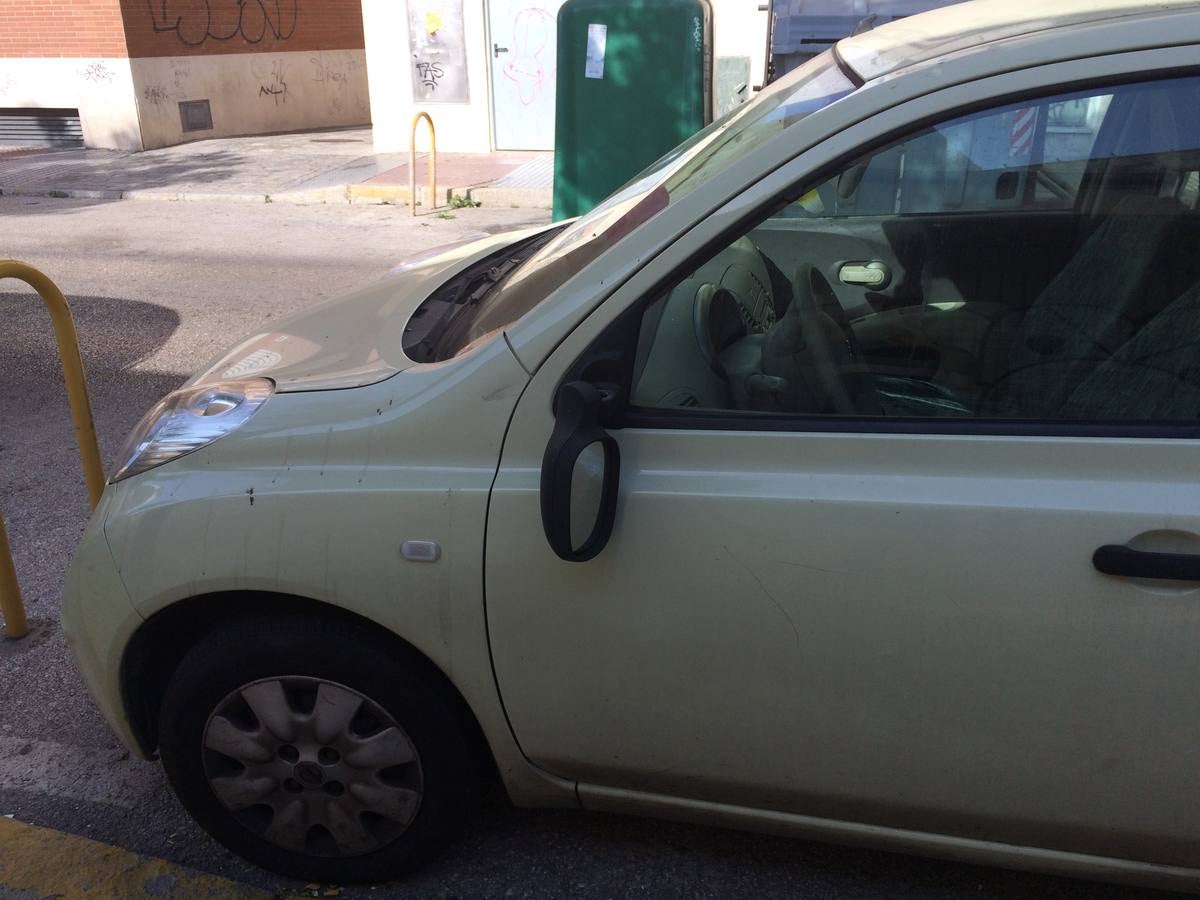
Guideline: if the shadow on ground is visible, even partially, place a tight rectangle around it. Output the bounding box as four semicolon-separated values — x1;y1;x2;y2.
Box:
0;291;184;615
96;797;1185;900
0;149;279;200
0;290;183;442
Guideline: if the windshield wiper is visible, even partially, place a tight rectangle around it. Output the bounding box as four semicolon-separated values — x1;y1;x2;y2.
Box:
402;227;564;364
403;252;531;362
464;256;521;305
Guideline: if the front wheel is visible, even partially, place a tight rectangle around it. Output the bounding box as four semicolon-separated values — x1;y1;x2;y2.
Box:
158;615;477;883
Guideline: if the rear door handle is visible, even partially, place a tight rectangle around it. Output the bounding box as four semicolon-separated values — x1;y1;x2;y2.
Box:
1093;544;1200;581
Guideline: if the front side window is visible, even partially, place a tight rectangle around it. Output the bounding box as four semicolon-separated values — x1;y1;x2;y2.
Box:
630;74;1200;425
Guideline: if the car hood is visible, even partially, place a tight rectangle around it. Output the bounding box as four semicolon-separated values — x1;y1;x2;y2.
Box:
188;226;552;393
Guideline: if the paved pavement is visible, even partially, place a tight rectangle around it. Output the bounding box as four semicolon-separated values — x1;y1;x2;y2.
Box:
0;128;552;207
0;145;57;159
0;195;1186;899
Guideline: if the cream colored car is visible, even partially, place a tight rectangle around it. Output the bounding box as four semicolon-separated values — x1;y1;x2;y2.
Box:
64;0;1200;890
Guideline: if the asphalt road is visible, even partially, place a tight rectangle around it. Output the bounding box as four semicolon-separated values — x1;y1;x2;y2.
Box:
0;195;1182;899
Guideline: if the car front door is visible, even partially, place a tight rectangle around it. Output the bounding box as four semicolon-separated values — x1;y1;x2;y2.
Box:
485;55;1200;868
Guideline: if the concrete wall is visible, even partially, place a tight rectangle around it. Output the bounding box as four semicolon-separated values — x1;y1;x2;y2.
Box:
364;0;769;154
363;0;494;154
1;0;370;150
130;49;369;149
0;56;142;149
121;0;370;149
0;0;138;148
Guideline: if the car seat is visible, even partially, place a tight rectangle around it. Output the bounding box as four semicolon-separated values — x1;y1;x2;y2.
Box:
980;195;1200;417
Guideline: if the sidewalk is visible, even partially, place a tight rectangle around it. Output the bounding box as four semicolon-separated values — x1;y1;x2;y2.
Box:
0;128;553;209
0;816;306;899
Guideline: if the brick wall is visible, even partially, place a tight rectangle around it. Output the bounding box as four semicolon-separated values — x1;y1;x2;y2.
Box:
0;0;129;58
0;1;363;61
121;0;365;58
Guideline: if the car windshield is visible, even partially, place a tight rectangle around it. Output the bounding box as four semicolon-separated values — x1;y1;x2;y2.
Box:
431;52;857;360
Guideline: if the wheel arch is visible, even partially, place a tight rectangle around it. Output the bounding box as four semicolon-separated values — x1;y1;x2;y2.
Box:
120;591;502;792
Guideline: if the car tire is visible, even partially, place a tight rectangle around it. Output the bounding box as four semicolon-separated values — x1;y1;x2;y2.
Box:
158;614;477;883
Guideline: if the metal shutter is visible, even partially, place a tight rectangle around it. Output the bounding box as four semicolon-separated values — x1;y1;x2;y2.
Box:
0;108;84;147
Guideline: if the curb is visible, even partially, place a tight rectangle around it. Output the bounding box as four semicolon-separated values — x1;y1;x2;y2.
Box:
346;183;552;209
1;187;347;205
468;186;553;209
1;183;553;208
347;183;414;203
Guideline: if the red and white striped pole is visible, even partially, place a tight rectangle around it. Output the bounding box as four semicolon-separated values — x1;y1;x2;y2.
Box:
1009;106;1038;161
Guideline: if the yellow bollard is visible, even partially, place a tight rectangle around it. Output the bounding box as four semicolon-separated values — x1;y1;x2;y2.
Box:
0;260;104;638
409;111;438;216
0;513;28;640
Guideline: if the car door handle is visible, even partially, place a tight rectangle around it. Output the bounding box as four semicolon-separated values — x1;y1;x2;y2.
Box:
1093;544;1200;581
838;261;890;288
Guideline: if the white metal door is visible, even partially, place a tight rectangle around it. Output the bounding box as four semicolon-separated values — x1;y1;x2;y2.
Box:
488;0;565;150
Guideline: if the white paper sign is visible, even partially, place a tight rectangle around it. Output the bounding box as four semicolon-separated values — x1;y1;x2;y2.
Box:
585;23;607;79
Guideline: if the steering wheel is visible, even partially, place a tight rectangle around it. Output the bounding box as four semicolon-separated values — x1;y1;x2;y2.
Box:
788;263;869;414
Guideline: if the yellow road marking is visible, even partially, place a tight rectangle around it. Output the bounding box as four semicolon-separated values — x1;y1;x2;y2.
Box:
0;816;289;898
347;184;416;202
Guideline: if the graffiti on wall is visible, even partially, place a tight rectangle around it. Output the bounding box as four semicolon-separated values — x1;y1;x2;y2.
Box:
501;7;553;107
407;0;469;103
258;58;289;104
143;84;171;105
79;61;115;83
146;0;299;48
309;53;353;114
415;61;444;92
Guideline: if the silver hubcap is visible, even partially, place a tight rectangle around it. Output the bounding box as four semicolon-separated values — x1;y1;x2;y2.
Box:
201;676;423;857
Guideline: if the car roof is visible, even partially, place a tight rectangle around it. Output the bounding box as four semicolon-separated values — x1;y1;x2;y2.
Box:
837;0;1200;83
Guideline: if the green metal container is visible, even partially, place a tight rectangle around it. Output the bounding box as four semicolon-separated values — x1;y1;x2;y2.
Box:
552;0;712;221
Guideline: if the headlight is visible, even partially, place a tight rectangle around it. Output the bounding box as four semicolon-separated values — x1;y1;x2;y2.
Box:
109;378;273;483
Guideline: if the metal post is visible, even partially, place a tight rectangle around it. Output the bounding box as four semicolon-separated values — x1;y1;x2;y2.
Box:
0;514;28;640
0;261;104;508
409;112;438;216
0;260;105;639
760;0;775;87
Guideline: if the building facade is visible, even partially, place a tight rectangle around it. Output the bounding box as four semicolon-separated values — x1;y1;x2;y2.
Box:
0;0;765;154
0;0;370;150
363;0;769;153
